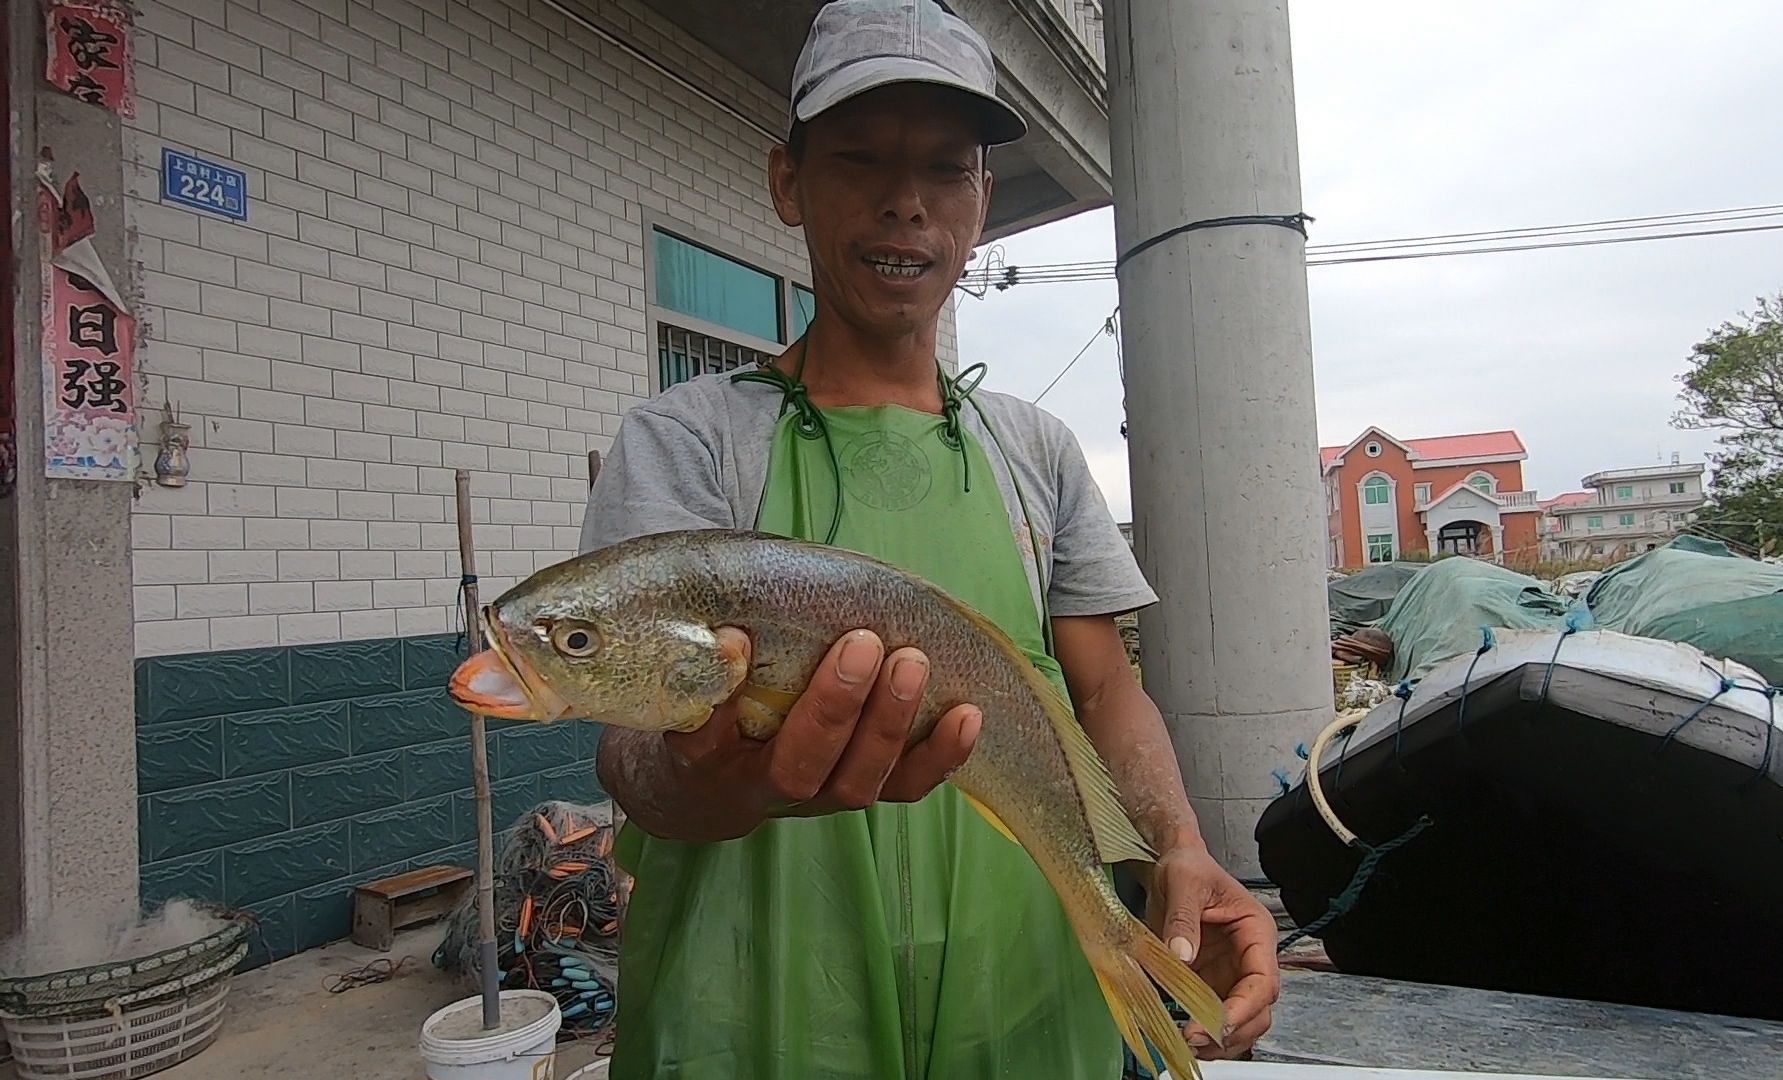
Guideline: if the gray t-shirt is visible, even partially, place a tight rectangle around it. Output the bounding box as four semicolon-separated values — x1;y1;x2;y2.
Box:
576;371;1158;620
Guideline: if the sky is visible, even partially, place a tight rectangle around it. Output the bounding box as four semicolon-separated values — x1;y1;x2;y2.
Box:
956;0;1783;522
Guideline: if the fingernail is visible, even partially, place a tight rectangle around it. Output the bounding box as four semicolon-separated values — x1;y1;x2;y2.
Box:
960;707;982;743
836;632;881;684
1188;1032;1213;1048
890;655;928;700
1169;935;1196;964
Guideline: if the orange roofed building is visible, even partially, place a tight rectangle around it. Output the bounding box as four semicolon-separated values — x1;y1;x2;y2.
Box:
1322;427;1544;569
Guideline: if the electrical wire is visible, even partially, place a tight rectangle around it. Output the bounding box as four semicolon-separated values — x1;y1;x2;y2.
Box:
958;203;1783;290
1031;308;1118;405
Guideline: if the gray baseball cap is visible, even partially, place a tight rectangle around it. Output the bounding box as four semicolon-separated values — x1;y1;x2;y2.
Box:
789;0;1028;145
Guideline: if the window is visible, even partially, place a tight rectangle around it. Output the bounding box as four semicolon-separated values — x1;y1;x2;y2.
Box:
790;284;817;340
1587;515;1603;529
1362;476;1391;505
1618;513;1636;526
653;229;784;343
1615;485;1634;500
1414;482;1431;505
648;225;814;391
1467;473;1494;494
1668;481;1686;494
1366;534;1394;563
1364;441;1383;457
656;325;774;392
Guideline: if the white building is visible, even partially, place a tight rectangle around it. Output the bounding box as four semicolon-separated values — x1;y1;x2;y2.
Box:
1543;459;1708;561
3;0;1115;967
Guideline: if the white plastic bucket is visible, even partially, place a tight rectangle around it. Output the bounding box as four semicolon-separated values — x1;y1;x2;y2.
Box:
418;990;562;1080
563;1060;612;1079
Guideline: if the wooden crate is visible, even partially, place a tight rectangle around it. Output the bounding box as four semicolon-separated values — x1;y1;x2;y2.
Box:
351;864;472;951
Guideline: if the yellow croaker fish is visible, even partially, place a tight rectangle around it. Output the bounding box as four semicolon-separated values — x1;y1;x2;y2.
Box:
449;528;1225;1077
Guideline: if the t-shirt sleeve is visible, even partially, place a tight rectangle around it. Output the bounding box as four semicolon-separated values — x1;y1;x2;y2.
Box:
577;404;734;554
1046;421;1159;618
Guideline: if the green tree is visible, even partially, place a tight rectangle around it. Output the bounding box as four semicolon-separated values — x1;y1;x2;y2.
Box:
1672;290;1783;554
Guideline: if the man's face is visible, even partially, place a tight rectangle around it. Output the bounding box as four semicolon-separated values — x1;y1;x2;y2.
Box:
770;84;993;340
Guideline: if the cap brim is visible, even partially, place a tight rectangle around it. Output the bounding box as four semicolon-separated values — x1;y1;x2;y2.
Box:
792;56;1027;146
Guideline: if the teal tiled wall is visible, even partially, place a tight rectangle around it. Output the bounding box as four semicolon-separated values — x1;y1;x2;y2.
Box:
135;633;603;968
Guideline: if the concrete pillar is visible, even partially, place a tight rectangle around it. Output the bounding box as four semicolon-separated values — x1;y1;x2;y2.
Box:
2;3;140;959
1491;525;1505;563
1105;0;1330;874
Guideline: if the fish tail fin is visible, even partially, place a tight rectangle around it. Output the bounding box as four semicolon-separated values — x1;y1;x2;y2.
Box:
1089;936;1209;1080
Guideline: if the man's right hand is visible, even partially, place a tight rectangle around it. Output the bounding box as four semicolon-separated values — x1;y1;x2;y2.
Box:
618;627;982;842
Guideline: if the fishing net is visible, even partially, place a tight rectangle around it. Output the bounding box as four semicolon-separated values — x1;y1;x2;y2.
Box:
433;800;631;1045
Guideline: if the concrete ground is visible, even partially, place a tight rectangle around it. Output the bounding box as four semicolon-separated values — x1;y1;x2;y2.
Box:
1;926;610;1080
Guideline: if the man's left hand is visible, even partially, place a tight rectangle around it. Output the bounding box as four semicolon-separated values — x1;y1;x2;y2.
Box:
1145;845;1281;1061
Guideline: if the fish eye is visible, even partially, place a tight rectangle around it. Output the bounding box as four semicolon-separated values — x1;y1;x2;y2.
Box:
548;621;601;658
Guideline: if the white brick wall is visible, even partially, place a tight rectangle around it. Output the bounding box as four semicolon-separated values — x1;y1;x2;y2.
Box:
127;0;963;656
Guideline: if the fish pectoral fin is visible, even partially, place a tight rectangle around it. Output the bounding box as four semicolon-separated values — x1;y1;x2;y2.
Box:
733;682;798;740
740;682;800;714
959;791;1020;846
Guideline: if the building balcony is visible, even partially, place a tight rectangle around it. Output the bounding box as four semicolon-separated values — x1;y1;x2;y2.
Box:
1556;521;1685;541
1570;492;1707;511
1414;488;1538;512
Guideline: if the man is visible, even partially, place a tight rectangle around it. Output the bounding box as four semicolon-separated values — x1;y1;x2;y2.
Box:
580;2;1279;1076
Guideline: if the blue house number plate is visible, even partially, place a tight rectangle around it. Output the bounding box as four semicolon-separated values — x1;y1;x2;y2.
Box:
161;147;249;222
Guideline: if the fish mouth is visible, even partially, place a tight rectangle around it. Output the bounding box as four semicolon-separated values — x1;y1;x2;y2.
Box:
447;607;573;722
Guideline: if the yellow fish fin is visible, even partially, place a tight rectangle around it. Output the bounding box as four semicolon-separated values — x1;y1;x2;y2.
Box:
1089;942;1210;1080
734;683;798;740
959;790;1020;846
1133;922;1226;1047
942;593;1157;865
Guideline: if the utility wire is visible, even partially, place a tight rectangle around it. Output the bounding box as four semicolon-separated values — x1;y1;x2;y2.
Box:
1031;308;1118;405
960;203;1783;290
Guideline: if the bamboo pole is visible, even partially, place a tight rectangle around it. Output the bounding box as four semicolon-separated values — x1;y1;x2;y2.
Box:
453;468;501;1030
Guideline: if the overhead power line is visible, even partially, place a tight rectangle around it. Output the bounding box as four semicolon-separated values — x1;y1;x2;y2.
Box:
960;202;1783;291
1031;308;1118;406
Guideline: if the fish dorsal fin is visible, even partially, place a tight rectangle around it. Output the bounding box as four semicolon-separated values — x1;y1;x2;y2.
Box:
943;596;1158;866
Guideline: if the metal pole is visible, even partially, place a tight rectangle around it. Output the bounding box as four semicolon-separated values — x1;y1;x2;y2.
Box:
454;469;501;1029
1105;0;1333;874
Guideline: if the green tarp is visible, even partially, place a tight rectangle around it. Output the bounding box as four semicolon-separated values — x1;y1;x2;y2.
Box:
1328;561;1426;638
1580;535;1783;686
1370;537;1783;687
1374;558;1571;682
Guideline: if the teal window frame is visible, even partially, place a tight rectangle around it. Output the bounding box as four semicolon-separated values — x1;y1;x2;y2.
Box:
1586;515;1603;529
1467;473;1493;494
1618;513;1636;526
1615;485;1634;499
1366;533;1394;563
1362;476;1391;505
1668;481;1686;494
645;220;817;393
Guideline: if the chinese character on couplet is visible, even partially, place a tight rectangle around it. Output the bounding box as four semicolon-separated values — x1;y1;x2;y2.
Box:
59;358;129;413
68;301;120;357
66;70;108;105
59;15;119;71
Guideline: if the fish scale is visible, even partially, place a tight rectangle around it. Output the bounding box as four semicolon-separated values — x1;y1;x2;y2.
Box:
451;527;1227;1079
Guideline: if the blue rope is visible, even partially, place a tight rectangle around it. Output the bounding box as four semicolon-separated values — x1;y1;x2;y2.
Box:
1391;679;1418;757
1537;620;1581;706
1277;814;1435;953
1739;687;1779;792
1659;675;1737;751
1455;627;1496;732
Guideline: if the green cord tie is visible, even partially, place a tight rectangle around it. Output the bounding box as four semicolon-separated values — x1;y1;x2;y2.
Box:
731;362;843;544
939;362;988;490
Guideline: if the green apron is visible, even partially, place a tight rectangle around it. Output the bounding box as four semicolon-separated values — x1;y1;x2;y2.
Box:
607;360;1122;1079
